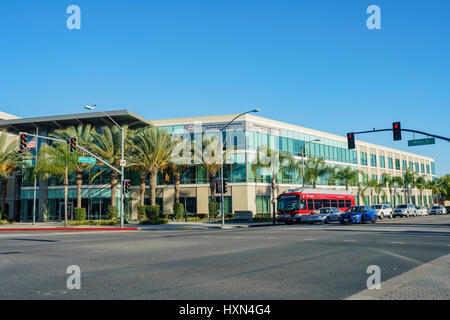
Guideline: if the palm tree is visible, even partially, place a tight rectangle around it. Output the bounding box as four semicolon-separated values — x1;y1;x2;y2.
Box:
89;125;128;208
403;168;416;203
414;176;427;206
367;178;380;205
33;144;77;227
199;136;224;205
0;131;30;219
391;176;404;205
304;157;332;188
252;146;295;217
380;173;393;204
356;181;369;206
50;124;96;209
129;126;178;206
330;166;358;191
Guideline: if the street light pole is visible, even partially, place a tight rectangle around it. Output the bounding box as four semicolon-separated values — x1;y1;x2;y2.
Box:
219;108;260;228
85;105;125;228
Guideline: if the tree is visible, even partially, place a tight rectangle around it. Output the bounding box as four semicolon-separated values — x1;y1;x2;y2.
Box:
381;173;394;204
89;125;128;209
391;176;404;205
414;176;427;206
304;157;332;188
33;144;77;227
128;126;178;206
367;178;381;205
50;124;96;209
252;146;295;218
0;131;30;219
199;136;224;208
356;181;369;206
330;166;358;191
403;168;416;203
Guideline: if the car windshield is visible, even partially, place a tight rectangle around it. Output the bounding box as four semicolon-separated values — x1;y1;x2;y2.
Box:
397;205;407;209
431;206;440;209
373;205;382;209
319;208;332;214
278;195;301;211
346;206;365;213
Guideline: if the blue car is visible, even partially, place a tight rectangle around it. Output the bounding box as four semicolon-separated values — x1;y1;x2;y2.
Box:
339;206;377;224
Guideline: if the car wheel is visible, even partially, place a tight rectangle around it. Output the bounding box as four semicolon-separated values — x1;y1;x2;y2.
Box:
372;215;377;224
326;218;330;224
361;216;365;224
380;213;384;220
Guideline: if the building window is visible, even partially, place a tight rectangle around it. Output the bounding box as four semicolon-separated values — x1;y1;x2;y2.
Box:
395;159;401;171
256;196;270;215
379;156;385;168
402;160;407;171
431;162;435;175
360;152;368;166
388;157;393;169
426;164;430;174
370;154;377;167
421;164;425;173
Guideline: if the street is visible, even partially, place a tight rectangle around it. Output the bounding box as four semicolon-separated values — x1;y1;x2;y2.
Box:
1;215;449;299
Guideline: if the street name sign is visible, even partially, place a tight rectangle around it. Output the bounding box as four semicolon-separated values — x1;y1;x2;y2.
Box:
408;138;435;147
78;156;96;164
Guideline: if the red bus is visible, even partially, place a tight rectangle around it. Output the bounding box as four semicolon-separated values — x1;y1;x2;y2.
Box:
277;188;355;223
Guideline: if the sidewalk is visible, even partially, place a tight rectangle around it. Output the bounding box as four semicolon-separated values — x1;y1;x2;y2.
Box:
0;220;280;231
346;253;450;300
0;222;138;231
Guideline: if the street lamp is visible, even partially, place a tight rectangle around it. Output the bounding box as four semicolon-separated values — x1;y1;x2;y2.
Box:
84;104;125;228
219;108;260;227
301;139;320;188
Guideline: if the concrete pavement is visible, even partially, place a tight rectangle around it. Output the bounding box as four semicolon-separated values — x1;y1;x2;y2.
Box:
0;215;449;299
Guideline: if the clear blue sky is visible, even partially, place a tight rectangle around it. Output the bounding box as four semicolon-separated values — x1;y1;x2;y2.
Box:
0;0;449;175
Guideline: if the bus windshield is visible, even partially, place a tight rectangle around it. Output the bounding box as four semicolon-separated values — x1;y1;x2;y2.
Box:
278;195;302;211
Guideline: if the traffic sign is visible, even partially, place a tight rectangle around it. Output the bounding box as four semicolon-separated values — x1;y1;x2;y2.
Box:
78;156;96;164
408;138;435;147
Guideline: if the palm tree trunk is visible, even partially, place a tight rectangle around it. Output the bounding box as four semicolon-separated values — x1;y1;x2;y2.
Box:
76;171;82;208
64;167;68;227
174;173;181;205
209;175;216;201
1;179;6;220
139;175;146;206
111;171;118;208
149;168;158;206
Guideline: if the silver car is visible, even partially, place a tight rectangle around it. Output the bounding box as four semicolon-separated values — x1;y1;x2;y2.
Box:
308;207;342;224
393;204;416;218
430;206;447;215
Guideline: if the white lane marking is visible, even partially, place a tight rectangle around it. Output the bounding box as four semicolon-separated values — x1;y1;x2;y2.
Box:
304;238;314;241
344;240;356;242
391;242;405;244
371;248;423;265
267;237;277;240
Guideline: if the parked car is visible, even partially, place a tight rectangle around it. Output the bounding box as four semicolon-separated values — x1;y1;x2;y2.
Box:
308;207;342;224
445;206;450;215
393;204;416;218
415;206;429;216
372;204;393;219
430;206;447;215
339;206;377;224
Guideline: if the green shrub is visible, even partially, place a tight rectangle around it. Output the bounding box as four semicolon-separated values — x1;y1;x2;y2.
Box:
209;202;219;220
107;206;119;220
74;208;86;221
145;205;160;220
137;205;146;221
67;219;120;226
173;202;184;220
0;220;12;225
139;218;169;225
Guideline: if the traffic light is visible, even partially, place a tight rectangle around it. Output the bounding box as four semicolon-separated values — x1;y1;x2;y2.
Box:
19;133;28;152
223;180;228;193
347;132;355;150
393;122;401;141
124;180;131;194
215;180;221;194
69;136;77;153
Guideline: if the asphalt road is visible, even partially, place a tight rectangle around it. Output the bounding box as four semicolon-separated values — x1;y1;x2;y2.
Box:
1;215;449;299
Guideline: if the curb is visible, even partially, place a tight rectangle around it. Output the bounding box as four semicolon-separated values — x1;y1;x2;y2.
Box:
0;227;139;232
